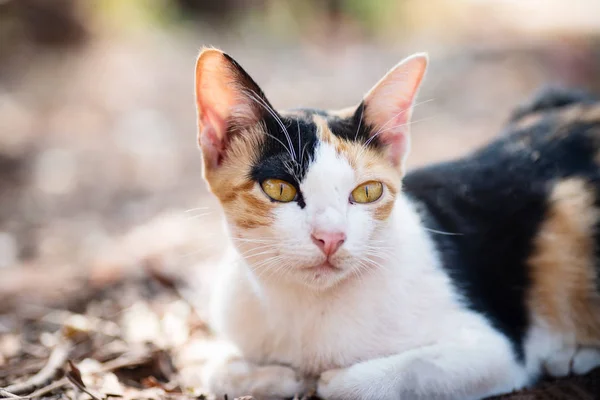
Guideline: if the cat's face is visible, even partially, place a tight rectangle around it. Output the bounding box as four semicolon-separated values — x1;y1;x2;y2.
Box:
195;49;427;289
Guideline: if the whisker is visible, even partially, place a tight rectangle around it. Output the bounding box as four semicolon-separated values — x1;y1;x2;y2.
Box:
357;98;435;160
238;245;278;257
233;237;281;243
300;141;311;171
244;90;297;160
184;207;210;213
243;248;279;259
185;212;212;220
423;227;464;236
364;115;433;149
297;119;302;165
242;92;295;159
354;103;364;142
371;116;436;137
369;98;432;138
252;256;288;280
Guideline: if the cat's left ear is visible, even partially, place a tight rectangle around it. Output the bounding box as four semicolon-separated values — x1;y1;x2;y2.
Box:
361;53;428;170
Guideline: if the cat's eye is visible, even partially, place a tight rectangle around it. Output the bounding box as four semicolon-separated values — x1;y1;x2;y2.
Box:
350;181;384;204
261;179;297;202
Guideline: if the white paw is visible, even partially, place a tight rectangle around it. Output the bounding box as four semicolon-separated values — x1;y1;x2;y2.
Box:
205;358;304;399
317;368;353;400
544;347;576;377
572;347;600;375
248;364;305;398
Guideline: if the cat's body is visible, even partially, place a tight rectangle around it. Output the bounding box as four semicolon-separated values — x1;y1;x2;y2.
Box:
194;49;600;400
405;93;600;381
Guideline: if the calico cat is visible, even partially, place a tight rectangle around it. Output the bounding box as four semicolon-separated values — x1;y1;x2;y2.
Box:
194;48;600;400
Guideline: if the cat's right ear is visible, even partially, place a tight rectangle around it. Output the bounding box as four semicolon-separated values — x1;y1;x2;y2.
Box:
360;53;428;171
195;48;268;170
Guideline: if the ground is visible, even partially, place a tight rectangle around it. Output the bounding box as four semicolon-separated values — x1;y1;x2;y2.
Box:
1;267;599;400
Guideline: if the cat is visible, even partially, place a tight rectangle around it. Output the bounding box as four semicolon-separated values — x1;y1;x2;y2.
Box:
193;48;600;400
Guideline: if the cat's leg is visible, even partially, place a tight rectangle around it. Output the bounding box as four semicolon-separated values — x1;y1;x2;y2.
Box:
542;346;600;376
572;347;600;375
317;331;528;400
204;356;305;400
543;346;576;377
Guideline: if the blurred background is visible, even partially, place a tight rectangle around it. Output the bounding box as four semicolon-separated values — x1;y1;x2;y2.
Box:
2;0;600;301
1;0;600;396
1;0;600;302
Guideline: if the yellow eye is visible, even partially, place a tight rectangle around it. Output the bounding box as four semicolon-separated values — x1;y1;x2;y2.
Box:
261;179;297;202
350;181;384;204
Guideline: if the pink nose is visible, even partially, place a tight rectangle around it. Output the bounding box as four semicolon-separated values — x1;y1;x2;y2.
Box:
311;231;346;256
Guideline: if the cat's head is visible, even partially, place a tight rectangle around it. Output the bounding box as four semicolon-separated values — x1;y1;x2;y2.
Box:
195;48;427;289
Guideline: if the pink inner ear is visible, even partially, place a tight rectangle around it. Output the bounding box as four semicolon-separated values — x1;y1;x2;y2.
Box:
199;106;228;169
376;99;411;167
379;130;408;167
362;53;427;169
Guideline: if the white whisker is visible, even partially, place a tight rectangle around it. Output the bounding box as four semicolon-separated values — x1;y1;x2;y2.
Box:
185;212;212;220
244;89;297;161
297;118;302;164
354;104;364;141
184;207;210;213
423;227;464;236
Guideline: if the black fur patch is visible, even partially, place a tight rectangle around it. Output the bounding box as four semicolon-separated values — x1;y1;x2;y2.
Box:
249;113;318;208
326;103;378;146
248;106;378;208
405;88;600;361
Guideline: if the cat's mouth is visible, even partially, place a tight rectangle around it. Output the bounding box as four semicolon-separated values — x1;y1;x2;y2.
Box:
303;261;341;273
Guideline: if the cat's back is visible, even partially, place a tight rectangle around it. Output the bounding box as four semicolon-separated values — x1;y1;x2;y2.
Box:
404;87;600;373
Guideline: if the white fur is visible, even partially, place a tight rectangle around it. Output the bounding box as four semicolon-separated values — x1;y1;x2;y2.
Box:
203;142;537;399
523;319;600;379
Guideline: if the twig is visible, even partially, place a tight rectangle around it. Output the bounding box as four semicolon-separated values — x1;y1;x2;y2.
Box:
3;339;72;395
97;351;153;373
24;378;69;399
65;365;102;400
0;378;69;399
0;389;22;399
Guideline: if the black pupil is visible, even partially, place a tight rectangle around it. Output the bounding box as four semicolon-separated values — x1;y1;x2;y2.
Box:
365;185;369;198
280;184;283;196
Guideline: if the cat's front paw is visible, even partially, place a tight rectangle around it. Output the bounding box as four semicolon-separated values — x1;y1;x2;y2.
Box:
205;358;305;399
317;367;354;400
317;366;394;400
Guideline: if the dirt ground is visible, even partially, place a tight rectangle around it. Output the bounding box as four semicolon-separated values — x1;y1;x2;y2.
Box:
2;1;600;399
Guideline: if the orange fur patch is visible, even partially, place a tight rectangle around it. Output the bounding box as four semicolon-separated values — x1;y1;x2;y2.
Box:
545;104;600;140
313;114;401;220
528;178;600;344
374;200;395;221
561;104;600;125
203;125;276;230
512;113;545;131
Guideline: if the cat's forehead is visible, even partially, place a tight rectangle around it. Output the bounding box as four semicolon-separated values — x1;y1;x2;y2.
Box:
280;106;369;142
249;107;375;185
